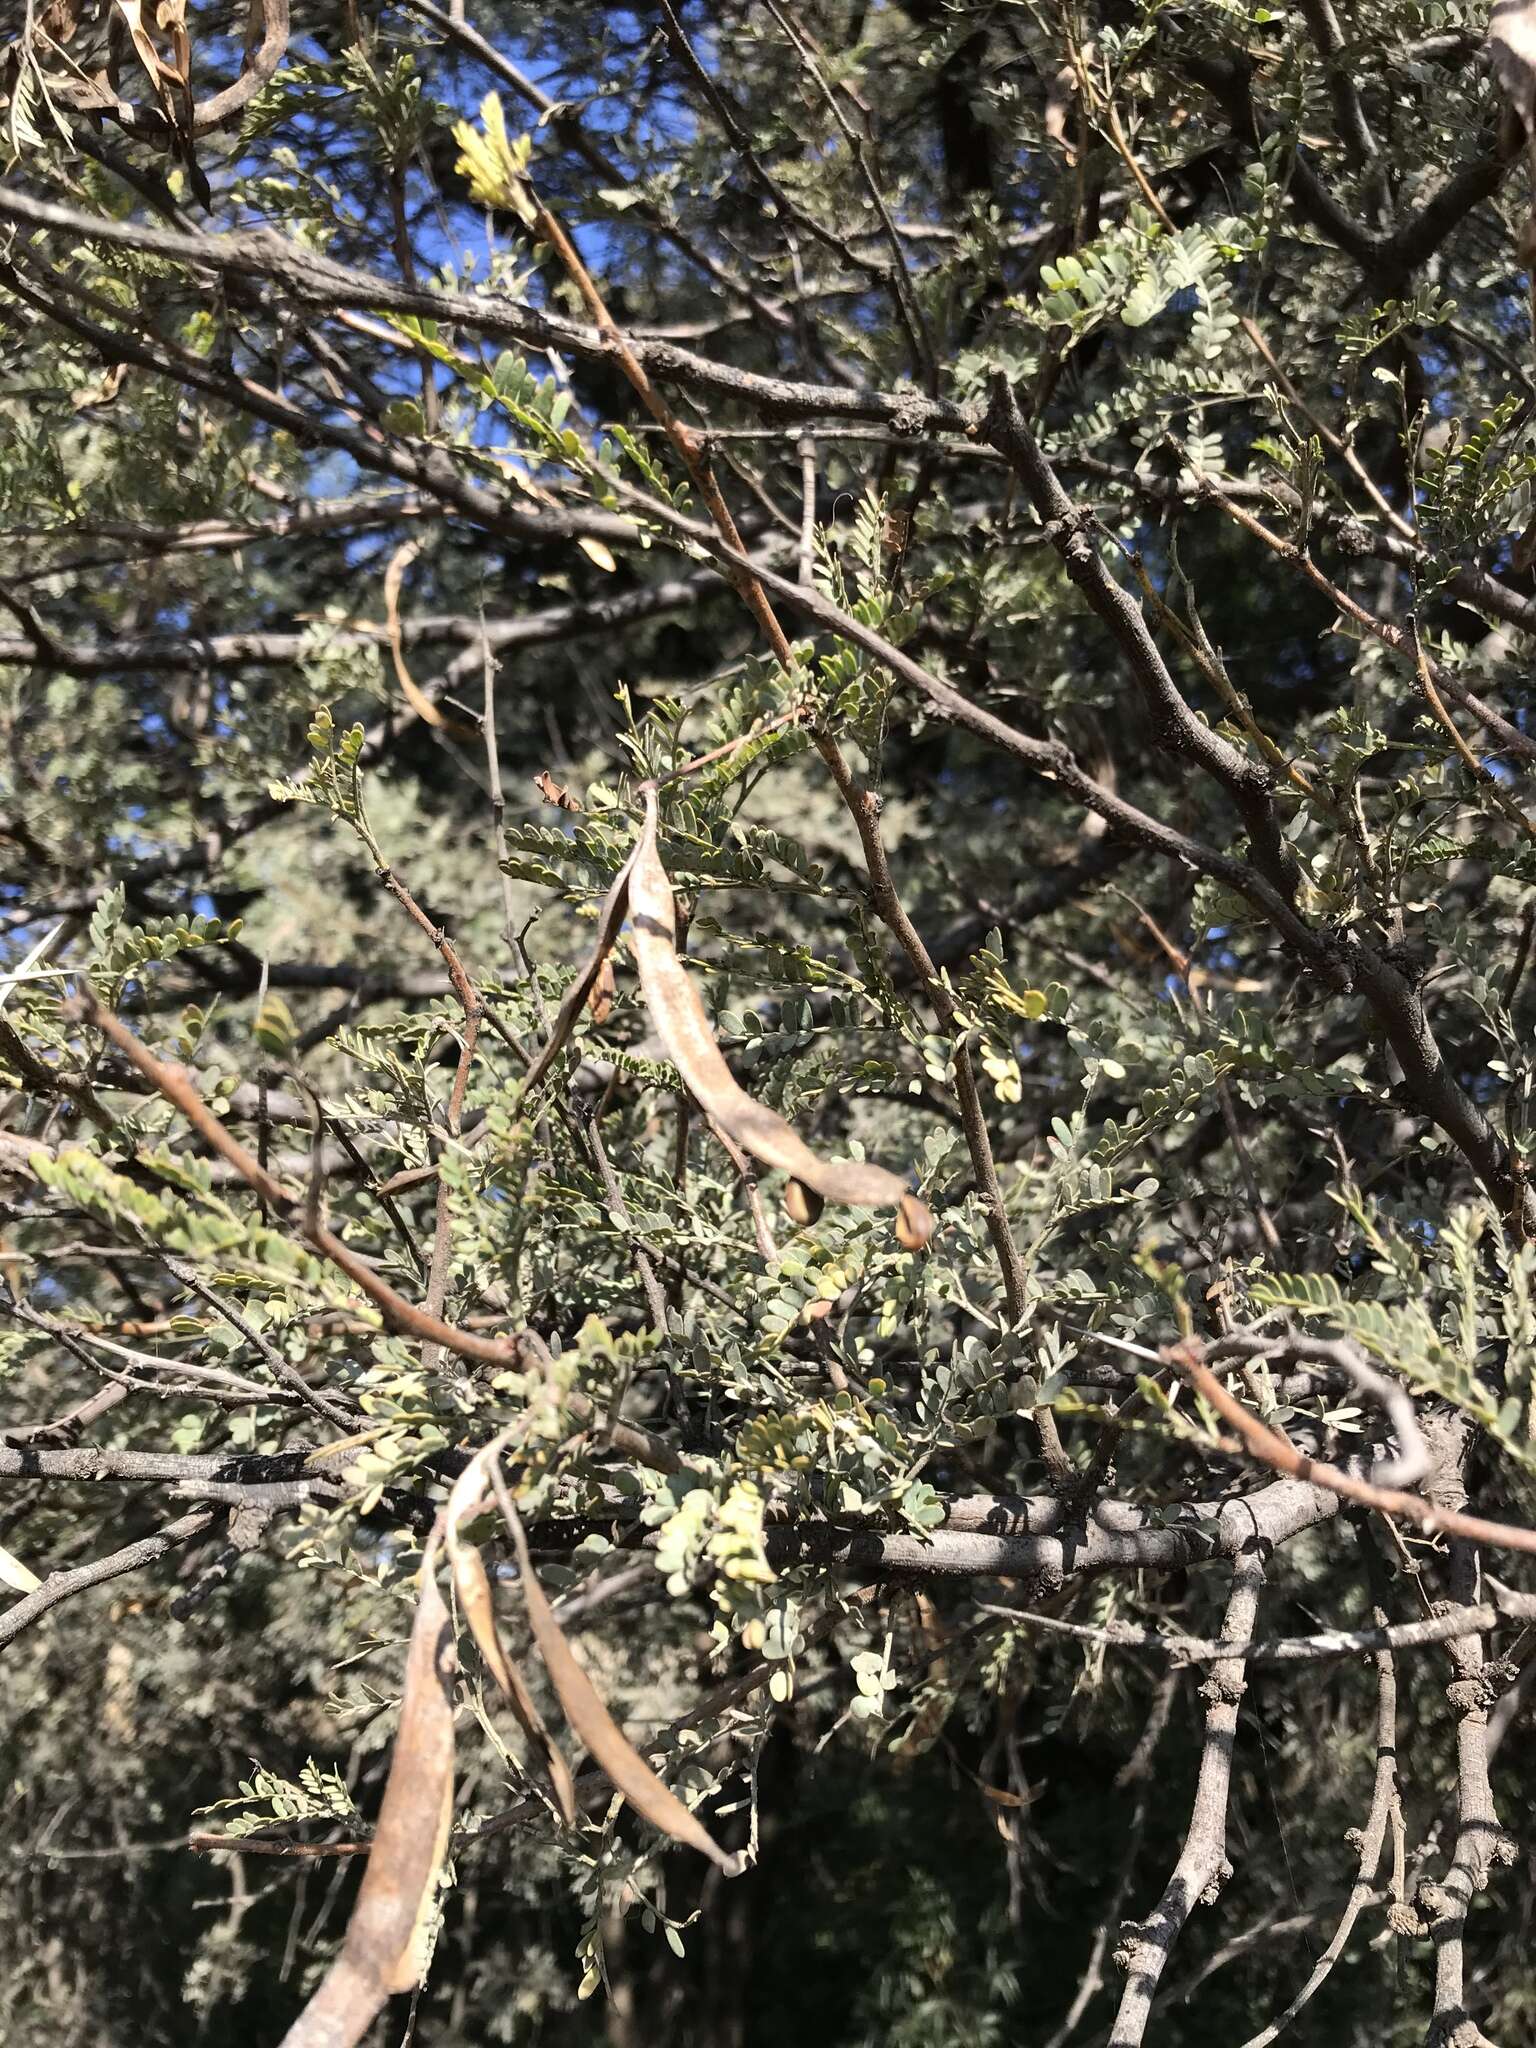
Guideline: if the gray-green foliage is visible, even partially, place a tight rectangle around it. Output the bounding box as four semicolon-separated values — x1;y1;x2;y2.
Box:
5;3;1536;2045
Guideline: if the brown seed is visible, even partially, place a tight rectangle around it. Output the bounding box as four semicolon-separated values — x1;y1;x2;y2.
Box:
895;1193;935;1251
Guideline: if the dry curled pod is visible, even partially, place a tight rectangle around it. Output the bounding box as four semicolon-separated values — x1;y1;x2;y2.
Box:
446;1445;577;1827
281;1535;456;2048
628;785;934;1248
502;1493;743;1876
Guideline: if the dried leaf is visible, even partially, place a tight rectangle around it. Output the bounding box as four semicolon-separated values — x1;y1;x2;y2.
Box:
155;0;189;98
16;0;283;140
628;785;934;1246
587;955;615;1026
446;1449;577;1827
37;0;86;44
111;0;170;91
533;768;581;811
69;360;128;410
503;1495;742;1876
280;1539;456;2048
153;0;199;188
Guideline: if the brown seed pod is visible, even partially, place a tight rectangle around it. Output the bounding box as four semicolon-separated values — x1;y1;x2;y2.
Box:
281;1533;456;2048
628;786;934;1248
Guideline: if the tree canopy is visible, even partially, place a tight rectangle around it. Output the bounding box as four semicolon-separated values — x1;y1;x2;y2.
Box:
5;3;1536;2044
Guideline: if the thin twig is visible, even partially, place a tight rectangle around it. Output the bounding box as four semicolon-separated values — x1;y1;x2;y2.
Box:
976;1586;1535;1665
0;1507;215;1650
1171;1341;1536;1560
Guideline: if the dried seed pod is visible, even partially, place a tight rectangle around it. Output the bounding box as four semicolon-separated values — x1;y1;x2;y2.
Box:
895;1192;931;1252
628;785;934;1248
503;1496;742;1876
446;1447;576;1826
281;1535;456;2048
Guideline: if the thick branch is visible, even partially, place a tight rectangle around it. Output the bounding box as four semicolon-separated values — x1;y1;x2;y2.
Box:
1107;1544;1265;2046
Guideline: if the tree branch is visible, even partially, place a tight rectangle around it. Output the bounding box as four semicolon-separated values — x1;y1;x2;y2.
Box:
0;1507;215;1650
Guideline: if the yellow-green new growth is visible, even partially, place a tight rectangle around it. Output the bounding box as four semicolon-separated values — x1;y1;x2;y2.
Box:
452;93;538;225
